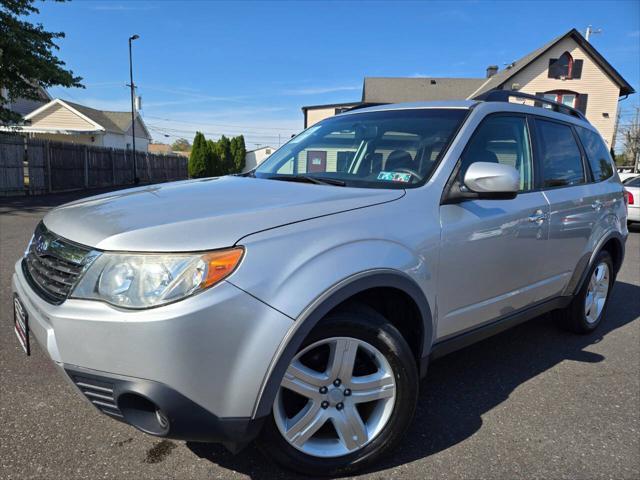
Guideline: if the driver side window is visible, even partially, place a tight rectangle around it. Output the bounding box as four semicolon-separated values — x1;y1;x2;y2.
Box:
460;115;533;192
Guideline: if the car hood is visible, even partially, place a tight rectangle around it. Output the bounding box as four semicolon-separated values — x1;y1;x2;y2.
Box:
43;176;404;252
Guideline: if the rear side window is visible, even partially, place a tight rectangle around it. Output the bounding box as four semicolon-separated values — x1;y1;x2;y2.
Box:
535;119;585;188
624;176;640;187
576;127;614;181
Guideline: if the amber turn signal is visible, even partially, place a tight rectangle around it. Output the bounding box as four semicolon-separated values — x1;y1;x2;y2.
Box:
200;247;244;288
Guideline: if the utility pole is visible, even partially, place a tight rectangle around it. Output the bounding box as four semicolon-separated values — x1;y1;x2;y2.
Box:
128;34;140;184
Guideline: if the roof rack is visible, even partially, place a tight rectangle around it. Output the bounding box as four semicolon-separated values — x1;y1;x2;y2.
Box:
473;90;586;120
344;102;389;112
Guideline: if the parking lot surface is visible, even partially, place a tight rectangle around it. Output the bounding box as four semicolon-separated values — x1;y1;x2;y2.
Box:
1;192;639;480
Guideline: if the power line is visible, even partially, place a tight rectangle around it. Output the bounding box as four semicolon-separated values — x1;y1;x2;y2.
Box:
146;123;286;141
145;115;299;133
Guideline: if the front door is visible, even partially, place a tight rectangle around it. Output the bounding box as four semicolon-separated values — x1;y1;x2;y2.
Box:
437;114;551;339
306;151;327;173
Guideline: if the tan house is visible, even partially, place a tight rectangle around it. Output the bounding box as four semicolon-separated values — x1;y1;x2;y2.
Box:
302;28;635;147
1;98;152;152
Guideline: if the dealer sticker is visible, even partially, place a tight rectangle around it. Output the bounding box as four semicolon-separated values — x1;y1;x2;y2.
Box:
377;171;412;183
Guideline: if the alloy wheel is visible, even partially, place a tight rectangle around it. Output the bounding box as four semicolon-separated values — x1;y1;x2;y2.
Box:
273;336;396;458
584;261;610;324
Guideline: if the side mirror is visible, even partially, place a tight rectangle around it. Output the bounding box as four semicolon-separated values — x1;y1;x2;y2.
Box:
463;162;519;198
443;162;520;204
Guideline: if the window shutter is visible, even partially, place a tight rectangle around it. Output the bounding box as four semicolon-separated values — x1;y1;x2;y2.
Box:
548;58;559;78
576;94;588;114
572;59;584;79
534;92;545;107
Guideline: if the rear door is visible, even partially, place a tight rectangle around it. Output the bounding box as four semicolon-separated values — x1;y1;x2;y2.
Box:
438;114;551;339
533;118;598;293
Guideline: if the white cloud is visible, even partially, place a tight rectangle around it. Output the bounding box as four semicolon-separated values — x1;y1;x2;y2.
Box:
89;3;157;11
282;85;361;95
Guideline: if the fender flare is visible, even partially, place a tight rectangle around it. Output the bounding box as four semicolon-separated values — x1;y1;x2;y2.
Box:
252;269;433;418
564;230;626;296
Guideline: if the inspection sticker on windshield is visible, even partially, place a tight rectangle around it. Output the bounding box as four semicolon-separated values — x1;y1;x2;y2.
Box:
377;171;411;183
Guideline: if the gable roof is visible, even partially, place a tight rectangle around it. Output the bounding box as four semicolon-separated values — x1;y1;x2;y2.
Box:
471;28;635;97
363;77;485;103
23;99;152;139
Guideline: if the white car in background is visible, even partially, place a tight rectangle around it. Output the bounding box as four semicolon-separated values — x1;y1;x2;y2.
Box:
623;175;640;223
618;169;639;182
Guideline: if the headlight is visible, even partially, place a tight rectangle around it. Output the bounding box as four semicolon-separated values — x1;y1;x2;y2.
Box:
72;247;244;309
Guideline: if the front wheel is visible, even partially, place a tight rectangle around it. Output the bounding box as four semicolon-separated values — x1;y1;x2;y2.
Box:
258;306;418;476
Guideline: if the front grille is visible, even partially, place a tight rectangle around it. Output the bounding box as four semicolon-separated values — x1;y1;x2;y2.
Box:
22;223;92;304
68;373;124;419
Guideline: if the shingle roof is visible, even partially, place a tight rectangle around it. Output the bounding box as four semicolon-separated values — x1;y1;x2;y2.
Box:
63;100;135;134
362;77;485;103
472;28;635;97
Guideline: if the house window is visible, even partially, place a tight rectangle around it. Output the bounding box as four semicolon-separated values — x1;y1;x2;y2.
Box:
541;91;577;108
548;52;584;79
536;91;588;114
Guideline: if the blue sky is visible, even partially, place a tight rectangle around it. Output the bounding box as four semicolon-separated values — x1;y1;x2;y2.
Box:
36;0;640;148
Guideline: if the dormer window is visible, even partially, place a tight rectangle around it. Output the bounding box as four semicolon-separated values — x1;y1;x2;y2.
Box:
548;52;583;79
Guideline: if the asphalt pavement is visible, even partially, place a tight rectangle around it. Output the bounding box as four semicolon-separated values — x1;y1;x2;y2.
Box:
1;191;638;480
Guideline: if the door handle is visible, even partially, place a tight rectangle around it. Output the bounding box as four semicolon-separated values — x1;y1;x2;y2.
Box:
591;200;603;211
528;210;546;224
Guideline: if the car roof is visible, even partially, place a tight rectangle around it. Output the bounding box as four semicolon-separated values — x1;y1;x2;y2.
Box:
339;100;594;130
339;101;476;115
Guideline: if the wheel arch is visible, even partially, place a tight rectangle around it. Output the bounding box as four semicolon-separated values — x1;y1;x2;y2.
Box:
252;269;433;418
564;230;626;296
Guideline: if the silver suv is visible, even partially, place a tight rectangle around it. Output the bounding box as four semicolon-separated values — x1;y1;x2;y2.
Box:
12;92;628;475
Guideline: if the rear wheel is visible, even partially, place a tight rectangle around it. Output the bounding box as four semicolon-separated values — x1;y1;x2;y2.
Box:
258;306;418;476
554;250;614;333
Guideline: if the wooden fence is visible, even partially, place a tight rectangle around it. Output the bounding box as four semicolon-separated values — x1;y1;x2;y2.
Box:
0;135;188;196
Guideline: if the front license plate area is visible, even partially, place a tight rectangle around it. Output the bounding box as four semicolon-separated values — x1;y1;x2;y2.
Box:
14;294;30;356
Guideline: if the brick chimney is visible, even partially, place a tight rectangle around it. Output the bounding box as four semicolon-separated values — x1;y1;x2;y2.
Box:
486;65;499;78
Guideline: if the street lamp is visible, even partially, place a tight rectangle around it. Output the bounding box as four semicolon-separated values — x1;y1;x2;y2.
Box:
128;34;140;184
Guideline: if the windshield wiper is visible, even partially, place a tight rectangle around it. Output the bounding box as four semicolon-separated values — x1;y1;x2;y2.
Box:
267;175;346;186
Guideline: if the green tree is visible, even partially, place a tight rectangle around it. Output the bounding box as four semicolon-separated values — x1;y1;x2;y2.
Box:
171;138;191;152
188;132;208;178
206;139;222;176
216;135;233;174
0;0;84;124
230;135;246;173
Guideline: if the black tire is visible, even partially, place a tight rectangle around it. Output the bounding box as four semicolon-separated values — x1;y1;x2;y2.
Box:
553;250;615;334
257;304;419;476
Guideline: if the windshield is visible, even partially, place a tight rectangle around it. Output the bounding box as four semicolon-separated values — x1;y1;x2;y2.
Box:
254;109;468;189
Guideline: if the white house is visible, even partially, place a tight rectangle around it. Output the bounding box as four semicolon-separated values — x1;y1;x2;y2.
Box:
1;98;152;152
244;146;275;172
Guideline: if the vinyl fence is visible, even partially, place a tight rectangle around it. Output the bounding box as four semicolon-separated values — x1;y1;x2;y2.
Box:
0;135;187;196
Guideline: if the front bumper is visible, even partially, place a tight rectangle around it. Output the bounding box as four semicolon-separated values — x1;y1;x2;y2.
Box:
12;260;293;442
64;365;265;444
